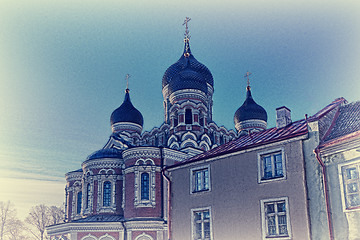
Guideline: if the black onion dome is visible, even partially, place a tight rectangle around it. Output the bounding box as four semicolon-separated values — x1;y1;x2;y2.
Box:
162;42;214;91
234;88;267;124
110;90;144;126
168;68;208;95
87;148;122;161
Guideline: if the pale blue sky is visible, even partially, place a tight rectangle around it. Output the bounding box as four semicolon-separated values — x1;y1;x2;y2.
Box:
0;0;359;219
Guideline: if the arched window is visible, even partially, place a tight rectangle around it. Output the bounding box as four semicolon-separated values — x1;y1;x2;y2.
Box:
103;181;111;206
86;183;91;209
200;115;204;127
141;173;150;200
173;116;178;127
185;109;192;124
77;191;82;214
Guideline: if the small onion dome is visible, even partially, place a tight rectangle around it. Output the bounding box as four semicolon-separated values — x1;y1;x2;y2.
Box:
162;41;213;96
86;148;122;161
234;87;267;132
110;89;144;133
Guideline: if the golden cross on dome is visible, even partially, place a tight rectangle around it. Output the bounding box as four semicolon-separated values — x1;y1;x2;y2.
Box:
183;17;191;57
125;73;130;92
183;17;191;40
244;71;252;89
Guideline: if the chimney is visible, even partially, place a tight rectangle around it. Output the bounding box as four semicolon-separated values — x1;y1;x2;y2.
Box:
276;106;292;128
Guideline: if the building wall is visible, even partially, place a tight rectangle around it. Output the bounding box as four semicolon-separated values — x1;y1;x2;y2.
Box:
303;121;330;240
169;140;311;239
322;144;360;240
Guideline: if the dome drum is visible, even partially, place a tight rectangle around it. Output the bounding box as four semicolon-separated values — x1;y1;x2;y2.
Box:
112;122;143;135
169;89;207;105
235;119;267;133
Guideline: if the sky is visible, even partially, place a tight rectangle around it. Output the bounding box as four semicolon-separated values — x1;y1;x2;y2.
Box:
0;0;359;220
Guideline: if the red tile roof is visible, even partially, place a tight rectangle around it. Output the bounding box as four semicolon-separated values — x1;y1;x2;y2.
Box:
167;119;308;169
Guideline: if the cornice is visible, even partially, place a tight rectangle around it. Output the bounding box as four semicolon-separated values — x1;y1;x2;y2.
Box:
320;132;360;157
46;222;124;235
82;158;124;171
123;147;161;160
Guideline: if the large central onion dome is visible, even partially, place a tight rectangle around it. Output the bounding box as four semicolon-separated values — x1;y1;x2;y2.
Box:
234;86;267;134
162;40;213;97
110;88;144;134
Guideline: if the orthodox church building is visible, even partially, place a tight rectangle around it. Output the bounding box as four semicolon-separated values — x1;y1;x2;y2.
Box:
47;20;243;240
47;20;360;240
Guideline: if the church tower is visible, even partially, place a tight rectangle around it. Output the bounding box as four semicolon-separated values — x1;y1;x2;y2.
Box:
162;18;214;129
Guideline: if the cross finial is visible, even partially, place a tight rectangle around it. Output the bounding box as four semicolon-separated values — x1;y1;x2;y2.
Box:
183;17;191;57
125;74;130;93
183;17;191;40
244;71;252;90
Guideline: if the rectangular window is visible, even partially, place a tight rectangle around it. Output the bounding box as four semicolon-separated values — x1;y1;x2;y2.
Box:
191;166;210;193
192;208;212;240
258;149;286;183
185;109;193;124
261;197;291;239
340;163;360;210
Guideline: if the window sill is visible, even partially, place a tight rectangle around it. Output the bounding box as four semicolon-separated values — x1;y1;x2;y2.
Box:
192;189;210;194
265;235;290;239
259;176;286;184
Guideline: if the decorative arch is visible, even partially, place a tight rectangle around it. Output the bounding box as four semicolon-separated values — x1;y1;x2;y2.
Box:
81;234;97;240
73;180;81;187
169;142;180;150
135;158;155;166
199;141;210;151
99;168;116;175
181;132;197;142
85;170;94;177
99;234;116;240
180;139;198;149
201;134;212;146
167;135;178;146
179;100;197;109
134;233;154;240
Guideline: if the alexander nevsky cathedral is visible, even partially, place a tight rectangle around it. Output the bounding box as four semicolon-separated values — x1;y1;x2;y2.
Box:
46;18;270;240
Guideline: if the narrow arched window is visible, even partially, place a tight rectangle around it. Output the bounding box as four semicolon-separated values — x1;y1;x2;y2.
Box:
86;183;91;209
141;173;150;200
185;109;192;124
77;191;82;214
200;115;204;127
103;181;111;206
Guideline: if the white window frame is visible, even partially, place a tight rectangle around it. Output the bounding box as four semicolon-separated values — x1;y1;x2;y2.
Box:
258;148;286;183
134;158;156;207
82;173;94;215
70;181;82;219
96;172;117;213
338;159;360;212
190;165;211;194
260;197;292;240
191;206;213;240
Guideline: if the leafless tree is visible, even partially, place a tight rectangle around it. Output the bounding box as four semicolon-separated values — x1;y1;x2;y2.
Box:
0;201;17;240
47;205;64;226
25;204;51;240
7;219;29;240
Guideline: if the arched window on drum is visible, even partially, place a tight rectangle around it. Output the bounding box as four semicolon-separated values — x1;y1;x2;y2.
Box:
141;172;150;200
103;181;111;206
